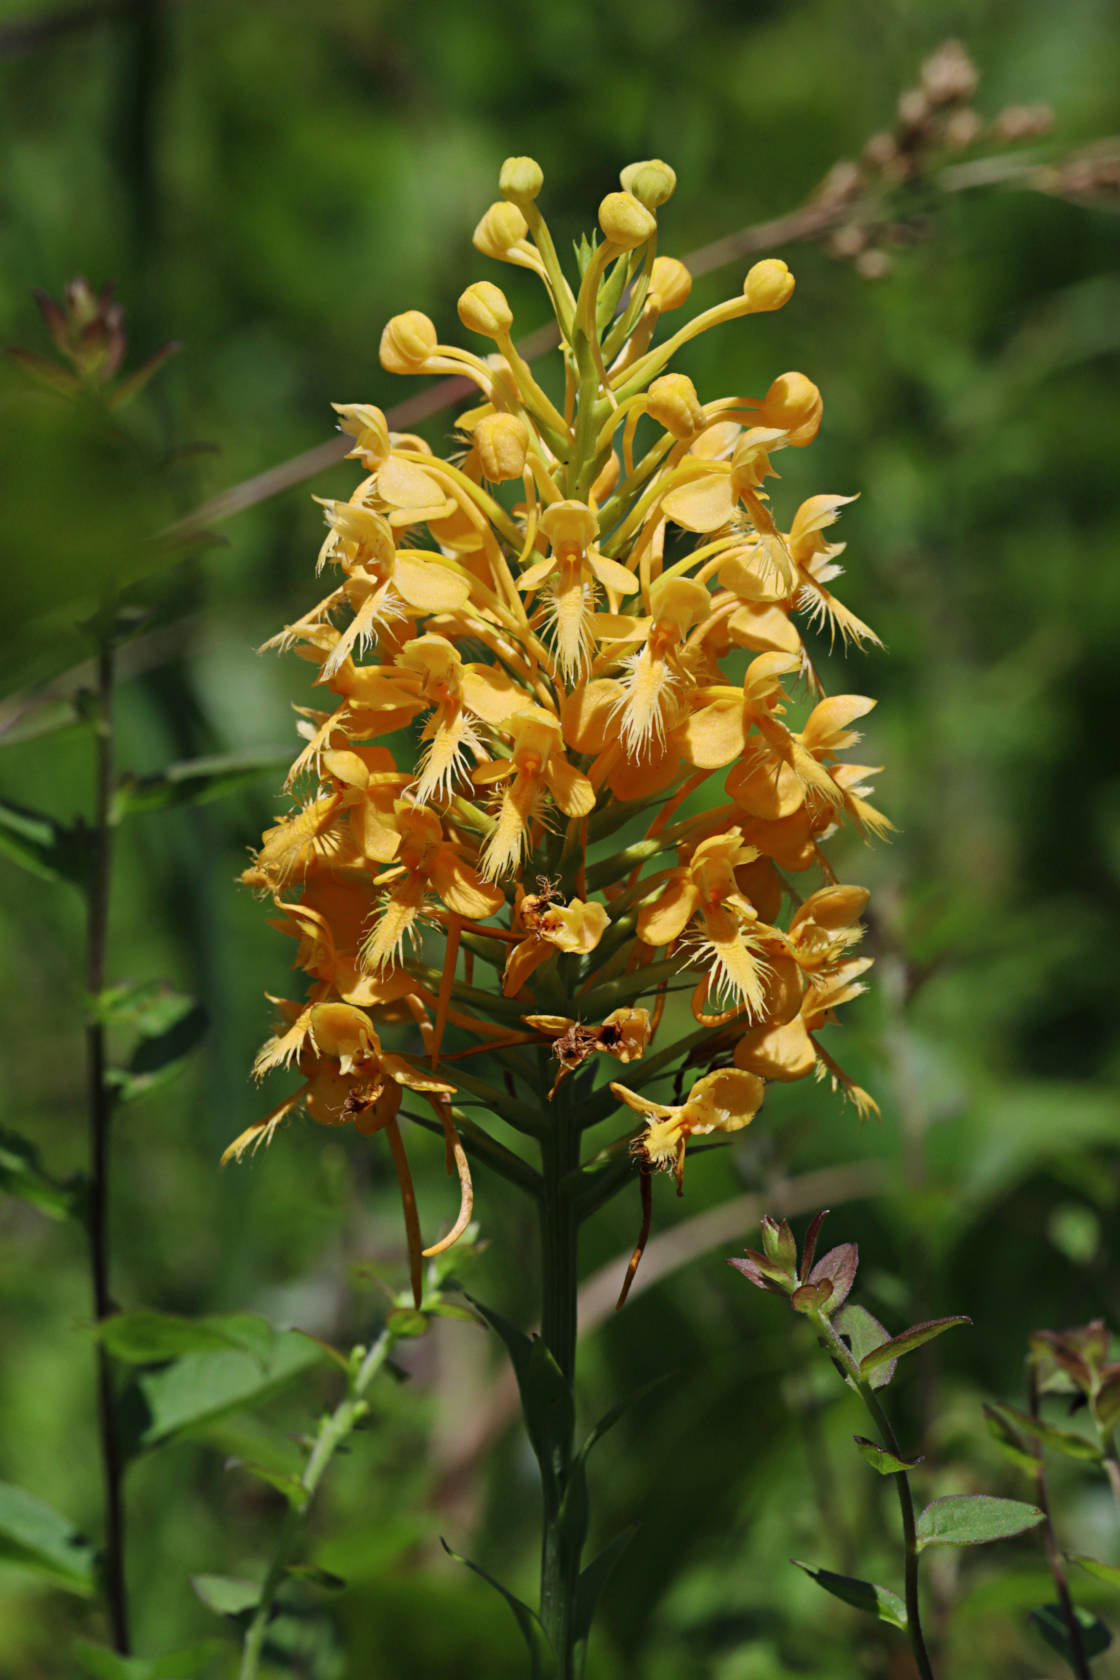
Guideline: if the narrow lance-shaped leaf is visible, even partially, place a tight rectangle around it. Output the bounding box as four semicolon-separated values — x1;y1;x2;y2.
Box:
853;1436;923;1475
859;1315;971;1379
0;1480;97;1596
915;1495;1045;1550
1072;1555;1120;1591
984;1401;1102;1463
440;1540;557;1679
792;1560;907;1630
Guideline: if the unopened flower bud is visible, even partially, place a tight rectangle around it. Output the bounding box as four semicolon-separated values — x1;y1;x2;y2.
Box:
598;191;657;251
540;499;598;557
589;450;620;503
474;412;530;482
332;402;391;469
619;158;677;209
647;372;705;440
499;156;544;206
379;310;438;374
759;372;822;446
458;281;514;339
474;200;529;259
760;1216;798;1275
648;255;692;312
741;259;794;312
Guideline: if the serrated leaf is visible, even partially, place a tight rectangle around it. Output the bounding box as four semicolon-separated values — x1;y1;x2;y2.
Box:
0;1481;96;1595
834;1303;896;1390
853;1436;923;1475
121;1330;328;1455
190;1573;261;1618
985;1401;1102;1463
1071;1554;1120;1590
792;1560;907;1629
1030;1601;1112;1662
0;1126;82;1219
94;1310;275;1366
113;747;291;818
859;1316;971;1378
573;1526;638;1650
440;1539;557;1677
915;1495;1045;1550
72;1638;225;1679
0;796;87;886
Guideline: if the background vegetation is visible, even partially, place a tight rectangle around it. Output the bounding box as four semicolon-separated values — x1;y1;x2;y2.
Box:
1;0;1119;1674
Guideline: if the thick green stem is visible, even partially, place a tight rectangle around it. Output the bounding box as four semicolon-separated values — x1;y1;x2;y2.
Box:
85;636;130;1655
814;1312;936;1680
238;1327;398;1680
537;1079;582;1674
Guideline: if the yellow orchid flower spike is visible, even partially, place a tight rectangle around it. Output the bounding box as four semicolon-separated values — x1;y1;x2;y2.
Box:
232;157;889;1340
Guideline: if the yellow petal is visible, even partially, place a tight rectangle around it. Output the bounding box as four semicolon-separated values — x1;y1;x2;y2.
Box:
637;873;699;946
661;471;736;533
734;1017;816;1081
680;699;746;769
545;756;596;818
429;849;506;919
394;554;472;612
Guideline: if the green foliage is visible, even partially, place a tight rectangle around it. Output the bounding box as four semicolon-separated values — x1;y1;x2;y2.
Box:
792;1561;908;1630
0;1481;96;1596
120;1333;331;1456
914;1496;1045;1550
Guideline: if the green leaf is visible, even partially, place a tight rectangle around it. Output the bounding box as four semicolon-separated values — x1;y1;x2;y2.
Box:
572;1526;638;1649
1029;1601;1112;1662
121;1330;328;1455
984;1401;1102;1463
190;1573;261;1618
0;1480;96;1595
858;1316;971;1379
915;1495;1045;1550
467;1296;574;1493
107;998;208;1103
113;747;292;818
834;1304;896;1390
575;1372;672;1469
385;1307;429;1339
981;1404;1040;1473
0;796;87;886
440;1539;557;1678
90;980;196;1038
853;1436;923;1475
792;1561;907;1630
94;1310;275;1366
1071;1554;1120;1590
0;1126;82;1220
72;1639;225;1679
227;1462;308;1509
284;1563;346;1591
1094;1368;1120;1431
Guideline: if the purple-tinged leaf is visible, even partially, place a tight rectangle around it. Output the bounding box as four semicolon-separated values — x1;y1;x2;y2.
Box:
791;1281;834;1315
1094;1365;1120;1431
808;1243;859;1314
858;1316;970;1378
4;348;81;396
800;1209;830;1279
915;1494;1044;1550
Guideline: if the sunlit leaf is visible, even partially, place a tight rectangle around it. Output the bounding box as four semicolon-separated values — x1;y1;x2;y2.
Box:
94;1310;275;1367
190;1573;261;1618
121;1331;329;1455
915;1495;1044;1549
852;1436;923;1475
834;1303;896;1390
858;1316;971;1378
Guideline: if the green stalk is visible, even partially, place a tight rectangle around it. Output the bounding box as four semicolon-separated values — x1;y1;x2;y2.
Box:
536;1071;582;1675
85;633;131;1655
812;1309;936;1680
237;1325;400;1680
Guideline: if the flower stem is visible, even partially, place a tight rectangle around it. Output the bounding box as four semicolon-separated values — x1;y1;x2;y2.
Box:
537;1078;582;1675
237;1327;399;1680
813;1311;936;1680
85;634;131;1656
1031;1370;1092;1679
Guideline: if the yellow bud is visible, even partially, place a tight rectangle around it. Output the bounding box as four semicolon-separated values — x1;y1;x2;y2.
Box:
742;259;795;312
379;310;438;374
499;155;544;205
458;280;514;339
539;499;598;557
598;191;657;251
759;372;822;446
331;403;390;468
475;412;530;482
619;158;677;209
589;450;620;504
474;199;530;259
649;255;692;312
647;372;705;440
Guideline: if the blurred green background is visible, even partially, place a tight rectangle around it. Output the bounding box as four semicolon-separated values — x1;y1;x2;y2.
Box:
2;0;1119;1674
